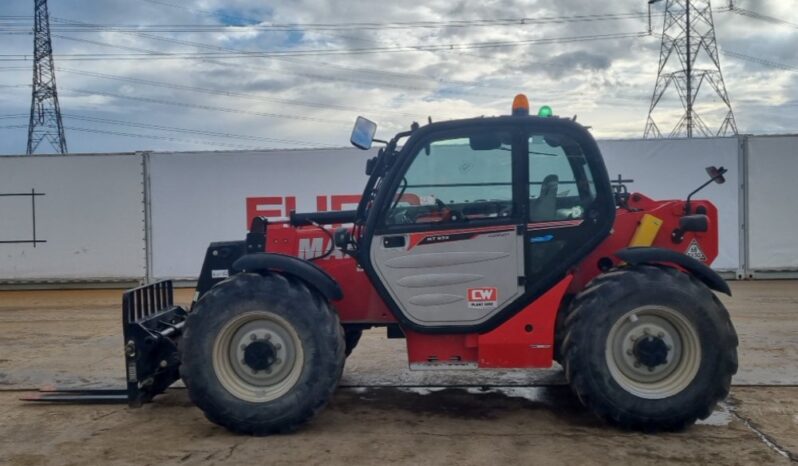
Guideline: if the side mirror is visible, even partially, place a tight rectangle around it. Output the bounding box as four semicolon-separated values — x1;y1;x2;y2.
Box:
351;116;377;150
706;166;727;184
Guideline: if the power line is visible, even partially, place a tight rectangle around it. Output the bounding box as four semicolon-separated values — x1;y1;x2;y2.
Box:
57;126;270;149
2;33;528;125
44;33;512;100
57;6;590;88
0;31;650;60
1;11;663;32
42;15;638;100
95;29;493;90
60;88;353;126
723;50;798;72
51;67;432;119
62;114;329;146
19;17;546;99
0;123;319;150
729;6;798;30
0;113;333;147
22;21;617;101
46;28;516;99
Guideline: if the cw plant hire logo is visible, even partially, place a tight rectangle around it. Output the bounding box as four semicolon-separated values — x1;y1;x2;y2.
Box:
467;287;498;309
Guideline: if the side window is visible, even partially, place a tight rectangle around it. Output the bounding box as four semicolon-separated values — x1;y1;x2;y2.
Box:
386;132;514;226
528;135;596;222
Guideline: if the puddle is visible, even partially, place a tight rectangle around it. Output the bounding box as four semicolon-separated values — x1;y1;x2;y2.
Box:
399;387;448;396
353;385;577;410
391;386;552;402
463;386;550;402
345;385;736;427
696;403;732;426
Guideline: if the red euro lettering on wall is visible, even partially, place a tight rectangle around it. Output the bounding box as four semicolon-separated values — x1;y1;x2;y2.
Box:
246;194;361;228
245;196;296;227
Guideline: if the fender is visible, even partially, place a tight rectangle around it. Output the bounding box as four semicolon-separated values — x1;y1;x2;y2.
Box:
614;247;731;296
232;253;343;301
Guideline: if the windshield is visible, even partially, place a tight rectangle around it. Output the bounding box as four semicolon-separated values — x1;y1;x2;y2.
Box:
380;129;598;227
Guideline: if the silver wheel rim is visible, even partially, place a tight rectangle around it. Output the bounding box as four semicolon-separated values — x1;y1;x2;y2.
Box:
212;311;304;402
605;305;701;399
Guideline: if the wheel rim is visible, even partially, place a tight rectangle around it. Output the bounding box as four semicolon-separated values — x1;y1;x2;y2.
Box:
212;311;304;403
605;305;701;399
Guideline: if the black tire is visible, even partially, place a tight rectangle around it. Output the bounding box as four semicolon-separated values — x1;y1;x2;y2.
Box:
181;273;345;435
553;294;574;365
562;265;738;431
344;328;362;357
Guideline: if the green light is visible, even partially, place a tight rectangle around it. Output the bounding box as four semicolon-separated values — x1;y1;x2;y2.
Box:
538;105;553;117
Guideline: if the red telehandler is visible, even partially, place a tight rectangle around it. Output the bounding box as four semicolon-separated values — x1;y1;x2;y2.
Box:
30;95;737;435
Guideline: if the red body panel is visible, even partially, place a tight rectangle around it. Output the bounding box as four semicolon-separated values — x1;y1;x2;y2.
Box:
263;193;720;369
403;277;572;369
476;275;572;368
267;223;395;324
570;194;719;294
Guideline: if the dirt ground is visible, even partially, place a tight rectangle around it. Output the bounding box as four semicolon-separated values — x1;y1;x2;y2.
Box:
0;281;796;465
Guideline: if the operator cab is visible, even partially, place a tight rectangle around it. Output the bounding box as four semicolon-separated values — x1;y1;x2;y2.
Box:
350;95;615;332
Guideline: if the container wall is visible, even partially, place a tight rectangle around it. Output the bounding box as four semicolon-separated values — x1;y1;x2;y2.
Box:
0;154;146;281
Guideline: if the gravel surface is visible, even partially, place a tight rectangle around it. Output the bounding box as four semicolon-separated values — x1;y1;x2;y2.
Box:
0;280;796;465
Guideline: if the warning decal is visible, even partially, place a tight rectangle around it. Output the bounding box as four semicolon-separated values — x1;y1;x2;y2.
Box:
467;287;498;309
685;239;707;262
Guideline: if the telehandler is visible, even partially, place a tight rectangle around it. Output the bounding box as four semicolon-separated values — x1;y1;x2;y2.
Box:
31;95;737;434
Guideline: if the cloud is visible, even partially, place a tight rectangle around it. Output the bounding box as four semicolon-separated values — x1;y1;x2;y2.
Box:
517;50;613;78
0;0;796;154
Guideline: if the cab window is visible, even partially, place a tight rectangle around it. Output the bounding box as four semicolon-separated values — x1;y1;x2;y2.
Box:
385;132;514;226
528;134;596;222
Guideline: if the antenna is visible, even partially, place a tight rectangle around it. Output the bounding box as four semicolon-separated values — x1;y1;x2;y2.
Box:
27;0;67;155
644;0;737;138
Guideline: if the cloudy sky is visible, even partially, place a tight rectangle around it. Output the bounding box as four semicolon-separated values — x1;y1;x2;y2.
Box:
0;0;796;154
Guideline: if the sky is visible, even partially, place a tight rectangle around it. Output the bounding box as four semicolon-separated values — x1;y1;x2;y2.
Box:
0;0;796;155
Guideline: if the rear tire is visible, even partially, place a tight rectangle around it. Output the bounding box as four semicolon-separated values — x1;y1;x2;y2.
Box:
181;273;345;435
562;266;738;431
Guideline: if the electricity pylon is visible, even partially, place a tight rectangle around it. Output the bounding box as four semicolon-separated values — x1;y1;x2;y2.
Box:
27;0;67;154
644;0;737;138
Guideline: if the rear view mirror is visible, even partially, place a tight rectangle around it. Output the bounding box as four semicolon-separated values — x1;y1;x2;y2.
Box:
351;116;377;150
469;133;502;151
705;166;727;184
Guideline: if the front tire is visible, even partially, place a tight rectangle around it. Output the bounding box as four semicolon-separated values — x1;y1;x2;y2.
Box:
563;266;738;431
181;273;345;435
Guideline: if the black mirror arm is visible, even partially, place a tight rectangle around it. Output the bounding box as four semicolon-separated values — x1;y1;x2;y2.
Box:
684;168;727;215
685;179;713;215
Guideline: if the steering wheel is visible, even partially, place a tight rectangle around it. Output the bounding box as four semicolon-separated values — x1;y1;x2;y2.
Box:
435;198;465;222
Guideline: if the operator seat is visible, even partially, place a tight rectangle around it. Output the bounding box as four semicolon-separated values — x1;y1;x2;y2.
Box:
529;174;559;221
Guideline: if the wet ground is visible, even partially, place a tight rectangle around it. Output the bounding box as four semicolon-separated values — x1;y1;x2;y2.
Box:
0;281;796;465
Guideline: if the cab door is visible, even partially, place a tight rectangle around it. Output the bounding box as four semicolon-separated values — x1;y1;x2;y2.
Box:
523;132;611;289
365;126;525;329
